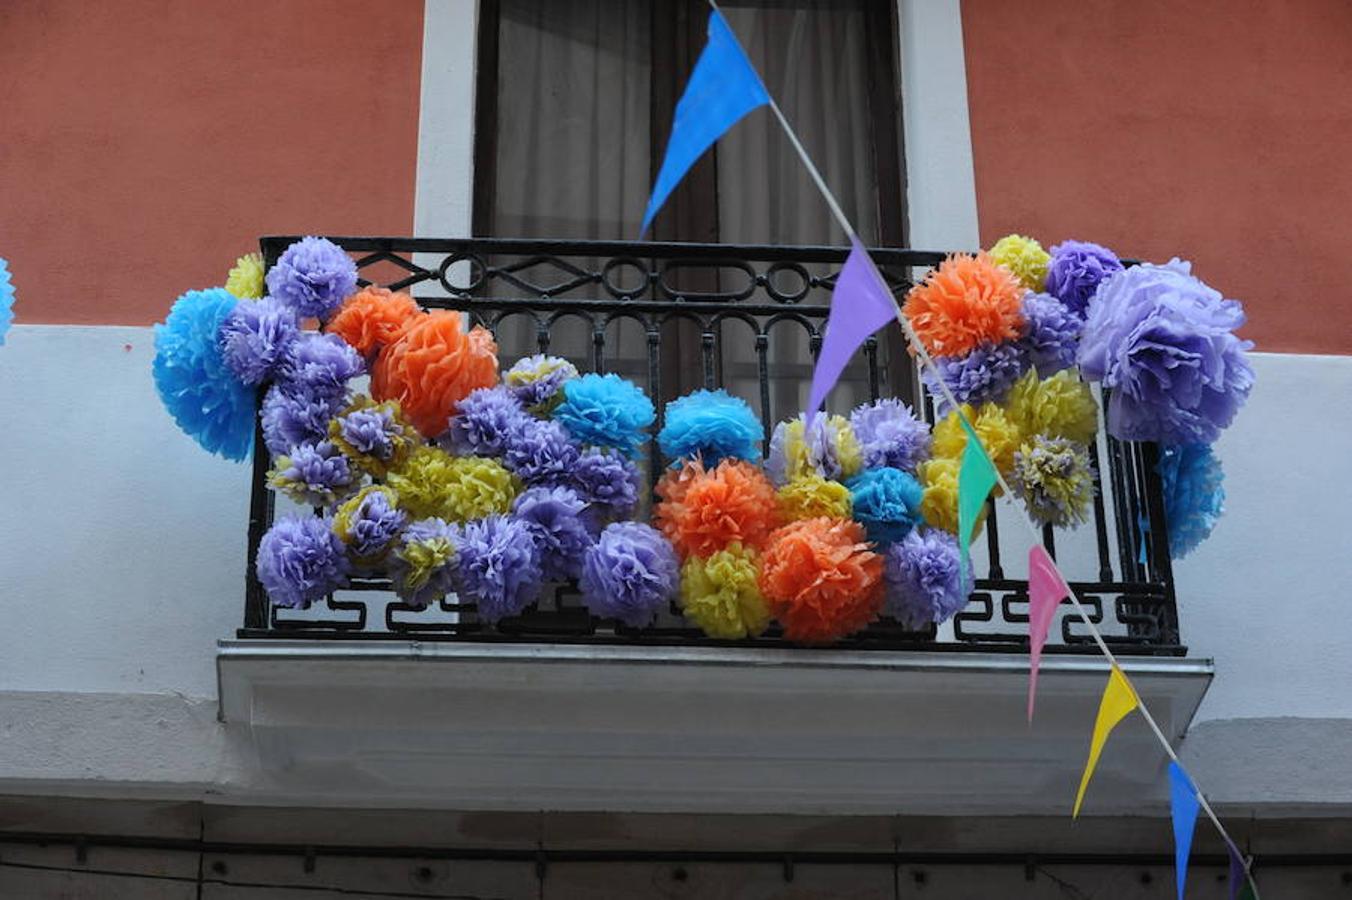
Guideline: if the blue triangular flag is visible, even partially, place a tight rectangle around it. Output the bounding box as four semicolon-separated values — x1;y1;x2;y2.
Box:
1169;762;1201;900
639;10;769;235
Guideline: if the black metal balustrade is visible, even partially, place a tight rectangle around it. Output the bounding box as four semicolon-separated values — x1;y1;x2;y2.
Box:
240;237;1183;656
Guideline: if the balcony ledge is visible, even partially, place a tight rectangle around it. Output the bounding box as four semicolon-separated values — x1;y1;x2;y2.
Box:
217;640;1212;815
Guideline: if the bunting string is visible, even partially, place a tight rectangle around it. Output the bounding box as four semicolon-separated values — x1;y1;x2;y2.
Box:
699;1;1259;894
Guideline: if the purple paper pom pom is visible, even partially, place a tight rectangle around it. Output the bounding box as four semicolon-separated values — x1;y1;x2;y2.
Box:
883;528;971;629
337;487;408;566
505;354;579;411
921;342;1027;413
578;522;679;628
1018;292;1080;376
502;417;582;487
849;399;931;472
265;236;358;319
511;486;594;582
282;332;364;399
268;440;361;508
256;515;350;609
1046;240;1124;317
567;447;641;529
455;515;543;624
388;518;458;609
218;297;300;385
1078;259;1255;444
261;383;347;456
443;386;530;457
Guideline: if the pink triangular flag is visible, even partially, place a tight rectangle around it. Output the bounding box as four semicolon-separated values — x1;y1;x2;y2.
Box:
1028;545;1067;722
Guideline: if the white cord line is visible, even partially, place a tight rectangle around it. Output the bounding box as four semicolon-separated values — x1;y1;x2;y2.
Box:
704;2;1259;894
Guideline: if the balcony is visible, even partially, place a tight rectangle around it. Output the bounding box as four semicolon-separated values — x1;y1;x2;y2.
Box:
218;237;1210;813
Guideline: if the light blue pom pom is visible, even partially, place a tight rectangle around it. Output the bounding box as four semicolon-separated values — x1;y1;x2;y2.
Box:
0;258;14;346
847;466;924;545
1158;443;1224;558
658;388;762;465
553;373;655;458
152;287;256;461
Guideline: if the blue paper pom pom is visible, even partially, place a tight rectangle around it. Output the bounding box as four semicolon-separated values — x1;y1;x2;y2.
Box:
846;467;924;545
658;388;763;465
1158;443;1225;558
0;257;15;346
152;287;256;461
553;373;655;457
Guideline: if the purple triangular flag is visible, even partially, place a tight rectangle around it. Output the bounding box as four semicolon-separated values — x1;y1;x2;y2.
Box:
1229;847;1246;900
808;238;897;413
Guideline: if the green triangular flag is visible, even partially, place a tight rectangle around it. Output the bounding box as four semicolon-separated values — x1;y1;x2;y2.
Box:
957;418;998;580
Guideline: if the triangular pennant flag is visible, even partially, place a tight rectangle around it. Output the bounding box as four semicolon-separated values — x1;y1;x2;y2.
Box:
1073;665;1139;817
1169;762;1201;900
807;238;898;414
1228;848;1247;900
957;418;997;580
639;10;769;236
1027;545;1066;722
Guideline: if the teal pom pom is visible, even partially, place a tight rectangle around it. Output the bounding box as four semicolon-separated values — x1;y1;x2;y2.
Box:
1158;443;1224;558
658;388;762;465
0;258;14;345
153;287;256;461
847;467;924;545
553;373;655;458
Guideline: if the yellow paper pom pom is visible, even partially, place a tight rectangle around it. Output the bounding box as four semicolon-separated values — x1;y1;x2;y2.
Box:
332;485;404;567
327;395;420;478
918;457;988;537
988;233;1050;291
1004;368;1099;445
931;402;1023;476
777;475;852;522
387;447;520;522
225;252;266;300
680;542;770;639
770;414;863;484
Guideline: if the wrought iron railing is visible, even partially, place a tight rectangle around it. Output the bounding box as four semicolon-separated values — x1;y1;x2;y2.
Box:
240;237;1183;656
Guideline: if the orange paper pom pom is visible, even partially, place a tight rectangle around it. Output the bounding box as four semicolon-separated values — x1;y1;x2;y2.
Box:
759;517;883;643
327;287;424;358
902;253;1026;358
654;459;780;560
371;311;500;438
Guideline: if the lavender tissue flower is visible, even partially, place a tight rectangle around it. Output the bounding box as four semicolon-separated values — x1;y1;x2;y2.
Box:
218;296;299;385
455;515;543;624
921;342;1027;413
578;522;679;628
849;399;931;473
334;486;408;567
267;440;361;508
511;486;594;581
261;383;348;456
1045;240;1124;317
443;386;530;457
883;528;972;630
502;417;581;487
256;515;350;609
265;236;359;319
1018;291;1081;376
1078;259;1254;444
567;447;641;529
281;332;364;399
388;518;458;609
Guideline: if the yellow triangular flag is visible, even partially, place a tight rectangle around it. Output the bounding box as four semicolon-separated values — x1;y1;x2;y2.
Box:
1073;665;1139;818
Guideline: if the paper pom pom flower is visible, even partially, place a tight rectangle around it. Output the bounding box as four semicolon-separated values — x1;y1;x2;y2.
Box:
931;402;1023;475
218;296;300;385
505;354;579;414
1158;443;1225;558
502;417;582;487
265;236;358;319
567;448;641;528
777;475;852;522
326;287;423;359
883;528;971;629
658;389;763;465
511;486;594;582
256;515;350;609
654;459;780;559
333;485;408;568
281;332;364;399
988;233;1050;291
579;522;680;628
1046;240;1123;317
1078;259;1254;444
328;395;419;478
846;467;925;545
387;447;520;522
679;543;770;639
921;341;1026;412
902;253;1026;358
759;517;883;643
849;399;931;472
1004;368;1099;445
371;311;500;438
918;458;966;535
1011;436;1094;528
152;287;255;461
553;373;656;457
261;383;347;457
455;515;543;624
765;413;863;486
388;518;458;608
267;440;362;508
444;386;530;457
224;252;266;300
0;258;13;346
1018;292;1080;376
